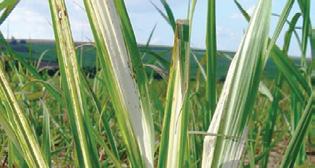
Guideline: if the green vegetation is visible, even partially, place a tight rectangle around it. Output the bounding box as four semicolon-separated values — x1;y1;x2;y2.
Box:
5;39;301;79
0;0;314;167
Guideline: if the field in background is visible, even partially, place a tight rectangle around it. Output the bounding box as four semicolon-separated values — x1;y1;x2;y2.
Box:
6;39;289;79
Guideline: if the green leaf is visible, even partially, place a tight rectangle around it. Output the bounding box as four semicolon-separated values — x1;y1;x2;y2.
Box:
158;20;190;168
297;0;311;68
41;100;51;167
233;0;250;21
83;0;155;167
0;63;48;167
151;0;176;32
283;13;301;54
48;0;99;167
311;29;315;59
187;0;197;29
233;0;311;100
260;74;283;167
205;0;217;126
280;95;313;168
79;71;120;160
0;0;19;24
265;0;295;57
202;0;271;167
270;46;311;100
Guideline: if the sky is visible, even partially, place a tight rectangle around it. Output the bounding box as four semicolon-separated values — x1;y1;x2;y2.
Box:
0;0;314;56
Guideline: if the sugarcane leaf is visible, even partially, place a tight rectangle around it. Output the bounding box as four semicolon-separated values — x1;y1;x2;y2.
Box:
205;0;218;127
280;95;313;168
83;0;155;167
150;0;176;31
202;0;271;167
158;20;190;168
0;63;48;167
234;0;311;100
0;0;19;24
48;0;99;167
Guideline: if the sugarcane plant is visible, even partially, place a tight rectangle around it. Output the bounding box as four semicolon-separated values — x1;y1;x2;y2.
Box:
0;0;314;167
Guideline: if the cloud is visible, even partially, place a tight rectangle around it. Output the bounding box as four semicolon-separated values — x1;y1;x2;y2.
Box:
216;26;242;51
10;8;47;24
0;5;53;39
0;0;93;41
217;26;237;39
